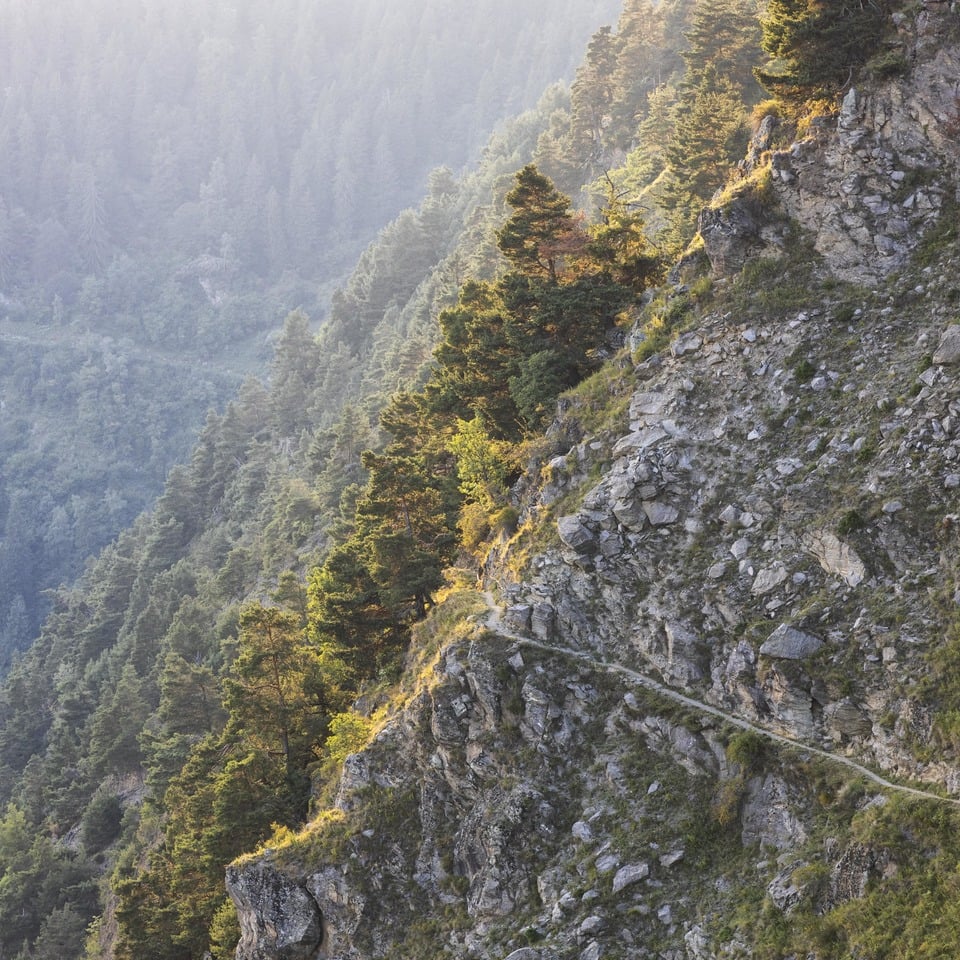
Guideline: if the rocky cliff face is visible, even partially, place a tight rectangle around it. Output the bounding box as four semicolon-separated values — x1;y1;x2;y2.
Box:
505;289;960;790
704;2;960;283
227;8;960;959
227;616;775;960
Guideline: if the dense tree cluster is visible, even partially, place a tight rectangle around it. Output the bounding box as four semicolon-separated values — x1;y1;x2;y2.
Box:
433;165;656;436
0;0;619;289
755;0;897;100
0;338;236;671
0;76;583;955
534;0;767;254
564;0;695;170
0;149;657;959
557;0;902;256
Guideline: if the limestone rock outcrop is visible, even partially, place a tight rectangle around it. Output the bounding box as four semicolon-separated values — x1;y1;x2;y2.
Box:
706;5;960;283
227;859;324;960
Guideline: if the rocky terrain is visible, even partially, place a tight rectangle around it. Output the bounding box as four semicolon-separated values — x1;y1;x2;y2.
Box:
225;6;960;958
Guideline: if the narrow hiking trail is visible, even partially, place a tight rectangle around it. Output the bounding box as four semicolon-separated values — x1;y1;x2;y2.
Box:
480;591;960;808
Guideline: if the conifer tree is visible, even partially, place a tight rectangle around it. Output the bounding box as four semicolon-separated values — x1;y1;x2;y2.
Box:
355;452;453;621
609;0;667;145
222;602;324;783
86;662;150;778
570;26;621;162
497;164;585;283
448;417;515;511
430;281;519;436
588;189;663;291
682;0;764;103
269;309;322;438
756;0;891;101
656;0;762;248
307;541;404;680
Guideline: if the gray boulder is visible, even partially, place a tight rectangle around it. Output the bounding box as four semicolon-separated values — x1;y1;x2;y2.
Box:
227;860;324;960
760;624;823;660
933;324;960;365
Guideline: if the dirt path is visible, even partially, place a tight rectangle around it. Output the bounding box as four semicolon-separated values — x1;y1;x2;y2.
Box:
481;592;960;808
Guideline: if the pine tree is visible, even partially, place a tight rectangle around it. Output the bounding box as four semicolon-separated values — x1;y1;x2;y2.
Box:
269;309;322;438
307;542;404;680
646;0;764;250
666;71;752;198
682;0;764;103
609;0;668;145
587;189;663;292
32;904;90;960
222;602;324;784
355;452;453;621
87;663;151;778
430;281;519;437
448;417;515;511
497;164;585;283
570;26;621;163
67;160;110;269
638;81;680;177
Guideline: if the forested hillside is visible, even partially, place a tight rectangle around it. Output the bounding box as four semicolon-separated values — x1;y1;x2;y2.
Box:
0;0;621;666
0;0;936;958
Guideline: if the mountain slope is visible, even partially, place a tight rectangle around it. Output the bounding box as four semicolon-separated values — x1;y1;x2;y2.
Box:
5;3;960;959
224;5;960;959
0;75;605;960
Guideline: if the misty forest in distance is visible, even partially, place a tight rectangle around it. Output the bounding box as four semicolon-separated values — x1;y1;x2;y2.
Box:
0;0;621;665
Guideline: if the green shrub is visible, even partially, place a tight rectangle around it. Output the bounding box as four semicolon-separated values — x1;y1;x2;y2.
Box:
492;504;519;536
712;776;746;827
833;303;857;324
793;358;817;383
458;501;492;552
80;790;123;852
726;729;768;772
324;711;374;768
865;49;908;80
207;897;241;960
837;509;866;537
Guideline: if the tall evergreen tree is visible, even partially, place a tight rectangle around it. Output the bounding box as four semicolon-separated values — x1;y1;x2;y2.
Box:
570;26;622;163
655;0;762;248
355;452;453;621
307;542;404;679
608;0;667;145
497;164;585;283
222;602;325;787
430;281;519;436
682;0;764;102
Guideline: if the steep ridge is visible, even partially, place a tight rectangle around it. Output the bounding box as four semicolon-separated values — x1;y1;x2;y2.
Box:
226;7;960;958
227;278;960;956
493;289;960;794
702;4;960;282
5;4;960;959
0;0;624;667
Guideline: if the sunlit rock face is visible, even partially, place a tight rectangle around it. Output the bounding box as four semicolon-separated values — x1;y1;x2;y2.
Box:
227;859;324;960
703;6;960;284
